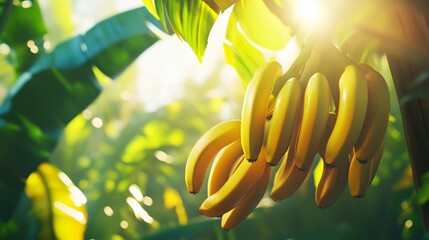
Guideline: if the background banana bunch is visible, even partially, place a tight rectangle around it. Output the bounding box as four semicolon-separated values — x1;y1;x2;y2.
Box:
185;43;391;230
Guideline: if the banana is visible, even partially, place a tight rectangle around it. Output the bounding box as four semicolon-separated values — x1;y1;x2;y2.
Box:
266;77;302;166
348;137;385;197
185;120;241;194
221;163;272;230
270;147;310;201
299;41;354;107
207;140;243;196
348;150;372;197
241;61;283;162
199;148;267;217
270;118;310;201
315;155;350;208
294;72;331;171
324;64;368;167
353;64;390;162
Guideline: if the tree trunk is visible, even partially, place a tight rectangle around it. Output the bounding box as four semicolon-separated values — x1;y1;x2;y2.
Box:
385;4;429;230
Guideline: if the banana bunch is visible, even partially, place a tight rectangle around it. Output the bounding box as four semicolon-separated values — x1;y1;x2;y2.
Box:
185;46;390;229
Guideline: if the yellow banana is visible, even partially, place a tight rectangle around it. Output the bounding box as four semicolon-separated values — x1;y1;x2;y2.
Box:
271;118;310;201
294;72;331;171
221;163;272;230
266;77;302;166
241;61;283;161
270;147;310;201
353;64;390;162
324;64;368;167
207;140;243;196
300;41;354;106
185;120;241;194
199;148;267;217
348;150;372;197
315;155;350;208
348;137;385;197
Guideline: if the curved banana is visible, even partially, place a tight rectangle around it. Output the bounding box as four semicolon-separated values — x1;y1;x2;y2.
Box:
221;163;272;230
349;137;385;197
315;155;350;208
199;148;267;217
207;140;243;196
185;120;241;194
241;61;283;161
270;147;310;201
294;72;331;171
271;118;310;201
300;42;354;106
353;64;390;162
348;151;372;197
266;77;302;166
324;64;368;167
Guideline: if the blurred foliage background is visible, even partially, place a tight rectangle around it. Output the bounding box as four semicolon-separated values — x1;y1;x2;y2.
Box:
0;0;428;239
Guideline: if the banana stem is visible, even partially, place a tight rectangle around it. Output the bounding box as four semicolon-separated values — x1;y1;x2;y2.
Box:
385;4;429;231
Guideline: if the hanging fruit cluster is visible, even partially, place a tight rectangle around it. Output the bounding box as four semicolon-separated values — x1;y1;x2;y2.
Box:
185;42;390;230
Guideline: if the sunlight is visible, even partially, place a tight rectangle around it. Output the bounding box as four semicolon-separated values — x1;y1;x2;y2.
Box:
154;150;174;164
126;197;154;224
91;117;103;128
58;172;88;206
294;0;326;27
129;184;144;202
120;220;129;229
54;201;87;224
104;206;114;216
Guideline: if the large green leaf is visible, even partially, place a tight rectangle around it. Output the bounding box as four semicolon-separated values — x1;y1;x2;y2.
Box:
0;6;164;222
0;0;47;72
224;10;266;86
234;0;291;50
144;0;218;61
25;162;87;240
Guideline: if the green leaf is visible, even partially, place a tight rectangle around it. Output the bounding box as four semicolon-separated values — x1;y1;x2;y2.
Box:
0;0;47;72
0;6;164;222
142;0;160;19
234;0;291;50
417;171;429;204
154;0;218;61
224;10;266;86
25;162;87;240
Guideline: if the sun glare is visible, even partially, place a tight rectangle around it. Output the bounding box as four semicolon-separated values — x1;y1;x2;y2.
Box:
294;0;326;27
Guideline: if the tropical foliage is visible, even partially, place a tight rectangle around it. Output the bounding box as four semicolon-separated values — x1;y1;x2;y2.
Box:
0;0;428;239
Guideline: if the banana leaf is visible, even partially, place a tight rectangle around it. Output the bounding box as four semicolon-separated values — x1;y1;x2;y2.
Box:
25;162;87;240
143;0;218;62
0;0;47;72
0;6;166;222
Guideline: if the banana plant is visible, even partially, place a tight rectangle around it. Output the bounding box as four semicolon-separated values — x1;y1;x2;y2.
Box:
142;0;429;231
0;1;166;234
